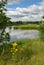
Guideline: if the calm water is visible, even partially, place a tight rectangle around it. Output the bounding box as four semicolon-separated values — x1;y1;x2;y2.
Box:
10;30;39;42
0;27;39;42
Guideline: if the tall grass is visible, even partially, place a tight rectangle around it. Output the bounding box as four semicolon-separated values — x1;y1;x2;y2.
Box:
0;39;44;65
14;24;39;30
0;23;44;65
39;23;44;41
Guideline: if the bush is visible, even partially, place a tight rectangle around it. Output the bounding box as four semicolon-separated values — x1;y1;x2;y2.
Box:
39;23;44;41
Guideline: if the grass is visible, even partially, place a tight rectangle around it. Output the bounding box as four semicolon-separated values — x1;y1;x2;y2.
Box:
0;23;44;65
14;24;40;30
0;39;44;65
39;23;44;41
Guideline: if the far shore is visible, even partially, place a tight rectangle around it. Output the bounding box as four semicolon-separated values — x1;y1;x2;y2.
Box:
14;24;40;30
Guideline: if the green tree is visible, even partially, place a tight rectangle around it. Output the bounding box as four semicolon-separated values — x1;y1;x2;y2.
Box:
0;0;10;43
42;16;44;22
42;16;44;19
40;16;44;41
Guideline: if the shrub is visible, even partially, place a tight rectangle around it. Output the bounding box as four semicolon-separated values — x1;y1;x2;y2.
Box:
39;23;44;41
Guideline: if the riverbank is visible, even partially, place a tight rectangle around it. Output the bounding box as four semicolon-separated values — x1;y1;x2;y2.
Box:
0;39;44;65
14;24;40;30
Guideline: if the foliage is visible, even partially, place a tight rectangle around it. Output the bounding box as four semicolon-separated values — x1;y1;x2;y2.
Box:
42;16;44;19
0;39;44;65
0;0;10;43
39;16;44;41
14;24;39;30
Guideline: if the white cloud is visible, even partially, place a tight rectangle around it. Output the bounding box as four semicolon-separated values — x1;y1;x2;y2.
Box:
0;0;1;1
6;0;44;21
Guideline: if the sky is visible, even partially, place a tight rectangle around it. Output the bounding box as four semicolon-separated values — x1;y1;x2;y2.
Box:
4;0;44;21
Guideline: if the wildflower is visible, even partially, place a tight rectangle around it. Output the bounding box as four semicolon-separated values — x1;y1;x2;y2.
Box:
10;42;18;54
12;42;18;47
10;50;13;52
15;49;18;52
12;53;14;55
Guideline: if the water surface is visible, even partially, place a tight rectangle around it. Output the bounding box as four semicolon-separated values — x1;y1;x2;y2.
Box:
9;28;39;42
0;27;39;42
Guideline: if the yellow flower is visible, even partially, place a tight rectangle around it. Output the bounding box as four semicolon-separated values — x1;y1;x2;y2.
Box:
12;42;18;47
12;53;14;55
15;49;18;52
12;47;15;50
10;50;13;52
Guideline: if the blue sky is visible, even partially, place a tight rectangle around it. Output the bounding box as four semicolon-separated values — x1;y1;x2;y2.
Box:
6;0;42;8
5;0;44;21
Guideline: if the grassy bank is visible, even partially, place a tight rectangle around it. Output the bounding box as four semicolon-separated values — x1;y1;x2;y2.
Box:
0;39;44;65
14;24;40;30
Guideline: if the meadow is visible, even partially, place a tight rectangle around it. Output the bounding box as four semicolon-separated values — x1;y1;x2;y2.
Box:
0;23;44;65
0;39;44;65
14;24;40;30
0;1;44;65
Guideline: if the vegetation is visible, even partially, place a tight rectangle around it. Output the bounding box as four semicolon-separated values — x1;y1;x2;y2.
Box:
0;21;41;27
0;39;44;65
14;24;40;30
39;16;44;41
39;23;44;41
0;0;10;43
0;0;44;65
12;21;41;25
